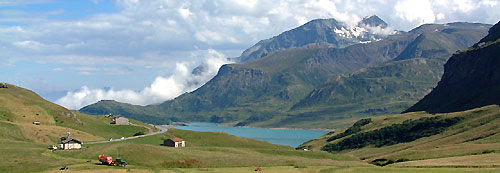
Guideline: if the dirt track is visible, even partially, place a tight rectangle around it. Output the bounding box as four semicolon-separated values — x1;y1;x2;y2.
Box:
85;124;166;144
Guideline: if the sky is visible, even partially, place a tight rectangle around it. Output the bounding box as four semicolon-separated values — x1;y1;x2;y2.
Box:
1;0;499;110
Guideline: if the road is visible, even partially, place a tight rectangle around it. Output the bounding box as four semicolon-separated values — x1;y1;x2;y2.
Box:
85;124;167;144
129;122;154;134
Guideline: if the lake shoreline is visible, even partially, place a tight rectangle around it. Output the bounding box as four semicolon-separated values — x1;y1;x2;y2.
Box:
216;123;334;131
159;122;330;147
160;122;334;131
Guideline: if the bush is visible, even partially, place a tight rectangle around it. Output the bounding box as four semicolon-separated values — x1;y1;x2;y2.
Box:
326;118;372;142
133;131;145;136
371;158;394;166
322;116;463;152
294;165;307;168
162;159;201;168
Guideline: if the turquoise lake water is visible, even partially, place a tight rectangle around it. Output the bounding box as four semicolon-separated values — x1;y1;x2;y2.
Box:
170;122;328;147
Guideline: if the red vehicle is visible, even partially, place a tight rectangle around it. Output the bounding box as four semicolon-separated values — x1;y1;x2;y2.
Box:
98;154;114;165
98;154;128;167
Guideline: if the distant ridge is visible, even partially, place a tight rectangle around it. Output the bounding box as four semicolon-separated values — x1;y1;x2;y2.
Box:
405;20;500;113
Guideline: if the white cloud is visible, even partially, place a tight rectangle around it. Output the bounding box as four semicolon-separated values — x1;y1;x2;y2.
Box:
178;8;193;18
364;25;398;36
52;67;63;71
2;0;500;107
391;0;500;29
79;71;95;76
3;0;500;67
395;0;436;25
13;40;45;49
437;12;445;20
56;49;233;109
481;0;498;6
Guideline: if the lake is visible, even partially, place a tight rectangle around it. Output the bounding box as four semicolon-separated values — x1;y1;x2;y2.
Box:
169;122;329;147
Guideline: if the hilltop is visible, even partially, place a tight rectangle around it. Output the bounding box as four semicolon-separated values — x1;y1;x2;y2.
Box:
0;83;158;171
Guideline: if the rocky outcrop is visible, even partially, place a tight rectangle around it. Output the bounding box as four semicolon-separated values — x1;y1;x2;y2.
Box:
405;21;500;113
238;15;395;62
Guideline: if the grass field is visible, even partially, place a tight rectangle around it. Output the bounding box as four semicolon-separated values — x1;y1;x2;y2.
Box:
53;129;366;169
0;83;152;140
2;83;500;172
39;127;500;172
300;105;500;168
0;83;157;172
38;165;500;172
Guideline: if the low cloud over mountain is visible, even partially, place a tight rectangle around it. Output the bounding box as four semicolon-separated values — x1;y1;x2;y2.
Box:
56;49;232;110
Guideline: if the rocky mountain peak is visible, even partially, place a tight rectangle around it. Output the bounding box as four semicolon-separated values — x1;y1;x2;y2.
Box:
359;15;388;28
238;15;395;62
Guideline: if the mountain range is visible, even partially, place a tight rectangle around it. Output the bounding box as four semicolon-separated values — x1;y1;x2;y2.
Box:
3;16;500;171
80;16;491;129
299;20;500;166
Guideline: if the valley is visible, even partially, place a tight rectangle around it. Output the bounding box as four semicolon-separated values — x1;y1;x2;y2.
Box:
81;18;491;129
2;6;500;172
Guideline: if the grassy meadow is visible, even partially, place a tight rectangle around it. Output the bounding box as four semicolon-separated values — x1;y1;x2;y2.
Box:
300;105;500;168
2;83;500;172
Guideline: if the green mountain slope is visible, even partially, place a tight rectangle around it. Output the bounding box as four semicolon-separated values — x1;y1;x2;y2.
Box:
299;22;500;167
0;83;365;172
298;105;500;167
77;99;169;124
81;27;416;124
281;23;490;128
80;22;490;129
0;83;155;142
280;58;445;128
0;83;156;171
405;21;500;113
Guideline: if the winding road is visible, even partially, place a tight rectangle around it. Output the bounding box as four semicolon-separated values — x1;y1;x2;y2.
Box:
85;124;167;144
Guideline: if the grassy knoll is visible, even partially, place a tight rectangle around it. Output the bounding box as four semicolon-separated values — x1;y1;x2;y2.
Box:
299;105;500;167
66;112;149;140
53;128;365;170
0;122;76;172
0;83;151;141
0;83;157;172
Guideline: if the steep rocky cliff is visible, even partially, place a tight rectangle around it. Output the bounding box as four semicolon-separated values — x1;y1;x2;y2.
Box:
405;21;500;113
